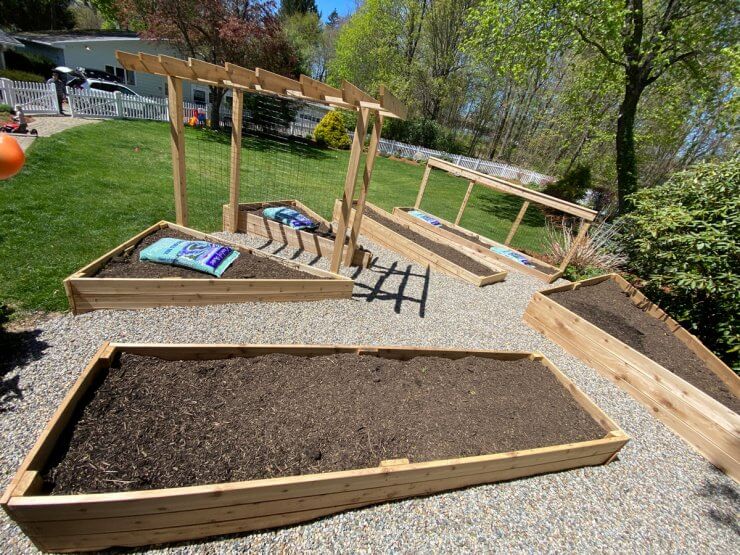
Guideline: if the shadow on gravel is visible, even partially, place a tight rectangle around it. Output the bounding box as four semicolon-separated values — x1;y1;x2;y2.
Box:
698;475;740;536
352;260;430;317
0;305;48;413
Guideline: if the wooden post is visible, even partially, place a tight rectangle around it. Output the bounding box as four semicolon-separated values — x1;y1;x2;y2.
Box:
505;200;530;245
330;107;369;273
166;76;187;226
455;181;475;226
344;112;383;265
559;220;591;271
414;164;432;209
227;89;244;233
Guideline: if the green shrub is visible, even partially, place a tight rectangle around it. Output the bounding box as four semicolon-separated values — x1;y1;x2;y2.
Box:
620;158;740;371
0;69;45;83
314;111;351;149
543;164;591;204
0;103;12;114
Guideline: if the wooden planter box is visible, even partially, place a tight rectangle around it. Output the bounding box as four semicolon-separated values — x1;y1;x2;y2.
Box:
523;274;740;481
64;221;353;314
223;199;372;267
2;342;627;552
393;207;562;283
334;200;507;287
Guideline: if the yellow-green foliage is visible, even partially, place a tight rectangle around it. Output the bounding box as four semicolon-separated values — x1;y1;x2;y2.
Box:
314;111;351;149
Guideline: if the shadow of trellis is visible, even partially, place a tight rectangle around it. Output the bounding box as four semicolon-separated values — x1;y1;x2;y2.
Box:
351;260;430;317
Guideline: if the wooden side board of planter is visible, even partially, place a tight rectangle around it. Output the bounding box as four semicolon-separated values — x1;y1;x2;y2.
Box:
392;207;562;283
523;273;740;481
222;199;372;267
2;342;628;552
333;200;507;287
64;221;353;314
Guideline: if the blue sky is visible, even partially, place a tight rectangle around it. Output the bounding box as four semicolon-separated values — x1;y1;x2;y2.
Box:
315;0;356;19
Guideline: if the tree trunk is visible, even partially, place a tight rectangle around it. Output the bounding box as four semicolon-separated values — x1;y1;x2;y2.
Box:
616;81;642;213
209;86;226;130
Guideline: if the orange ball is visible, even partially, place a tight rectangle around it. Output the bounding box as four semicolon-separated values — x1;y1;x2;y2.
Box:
0;135;25;180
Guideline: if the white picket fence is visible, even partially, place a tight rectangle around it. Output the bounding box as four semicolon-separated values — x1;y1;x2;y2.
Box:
377;138;555;186
67;88;169;121
0;78;59;114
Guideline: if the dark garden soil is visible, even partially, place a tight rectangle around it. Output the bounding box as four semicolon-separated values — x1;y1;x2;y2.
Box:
93;229;314;280
43;352;605;494
550;279;740;413
365;207;497;276
400;208;556;275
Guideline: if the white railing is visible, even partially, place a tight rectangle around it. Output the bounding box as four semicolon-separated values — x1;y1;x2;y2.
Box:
376;138;555;186
0;78;59;114
67;88;168;121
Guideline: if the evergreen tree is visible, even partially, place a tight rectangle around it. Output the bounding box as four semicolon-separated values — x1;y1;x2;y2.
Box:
279;0;318;18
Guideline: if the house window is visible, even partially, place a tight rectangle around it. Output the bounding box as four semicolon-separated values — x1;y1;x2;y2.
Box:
105;65;136;86
193;89;206;103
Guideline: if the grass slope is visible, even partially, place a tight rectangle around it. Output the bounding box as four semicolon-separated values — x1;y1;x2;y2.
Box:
0;120;548;312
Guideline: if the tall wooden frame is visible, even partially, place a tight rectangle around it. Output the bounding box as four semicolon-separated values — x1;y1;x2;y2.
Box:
414;157;598;277
115;51;407;269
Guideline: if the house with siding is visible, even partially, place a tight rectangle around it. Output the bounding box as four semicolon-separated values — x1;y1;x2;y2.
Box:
14;30;199;101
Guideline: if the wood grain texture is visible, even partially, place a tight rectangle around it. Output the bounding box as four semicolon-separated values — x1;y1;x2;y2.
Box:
64;222;353;314
3;343;626;552
223;201;372;267
392;207;560;283
339;201;507;287
523;274;740;481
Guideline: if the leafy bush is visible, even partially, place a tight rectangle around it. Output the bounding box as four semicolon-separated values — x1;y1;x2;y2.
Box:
0;69;44;83
382;117;465;154
314;110;351;149
620;158;740;370
0;103;12;114
543;164;591;204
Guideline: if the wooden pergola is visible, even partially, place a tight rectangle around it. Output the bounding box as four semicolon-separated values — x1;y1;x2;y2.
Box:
115;51;407;272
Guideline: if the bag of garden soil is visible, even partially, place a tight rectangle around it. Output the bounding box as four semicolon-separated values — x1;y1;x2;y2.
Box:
140;238;239;277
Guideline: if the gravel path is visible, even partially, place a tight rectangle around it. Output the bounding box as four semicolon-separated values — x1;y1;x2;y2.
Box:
1;233;737;553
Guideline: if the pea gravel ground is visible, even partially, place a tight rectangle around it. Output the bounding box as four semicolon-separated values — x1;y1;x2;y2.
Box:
1;233;738;554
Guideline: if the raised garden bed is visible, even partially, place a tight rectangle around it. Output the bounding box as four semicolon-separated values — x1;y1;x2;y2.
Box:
2;342;628;552
393;207;562;283
523;273;740;481
334;200;507;287
223;200;372;267
64;221;353;314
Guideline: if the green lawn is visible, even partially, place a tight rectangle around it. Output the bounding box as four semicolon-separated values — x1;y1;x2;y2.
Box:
0;120;548;312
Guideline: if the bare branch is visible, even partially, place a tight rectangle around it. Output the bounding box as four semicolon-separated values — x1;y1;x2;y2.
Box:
573;25;626;67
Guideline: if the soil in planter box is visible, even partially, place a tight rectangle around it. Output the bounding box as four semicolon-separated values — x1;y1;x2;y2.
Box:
400;209;557;275
365;207;497;276
94;229;314;280
242;203;335;238
43;352;606;494
550;279;739;413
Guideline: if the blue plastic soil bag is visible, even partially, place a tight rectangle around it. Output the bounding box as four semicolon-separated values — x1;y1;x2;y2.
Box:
490;246;535;267
408;210;442;227
140;238;240;277
263;206;319;230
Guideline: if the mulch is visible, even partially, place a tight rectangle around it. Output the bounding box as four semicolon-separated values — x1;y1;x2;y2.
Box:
550;279;739;413
364;207;497;276
399;208;556;275
43;352;605;494
93;229;315;280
